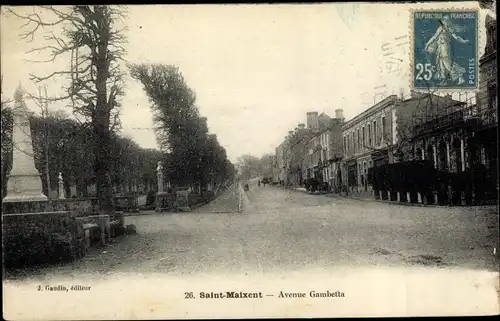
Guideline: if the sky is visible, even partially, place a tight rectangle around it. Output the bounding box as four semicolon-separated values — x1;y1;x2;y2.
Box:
0;3;488;162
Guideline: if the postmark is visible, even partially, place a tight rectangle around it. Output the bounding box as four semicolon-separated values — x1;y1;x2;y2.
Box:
411;9;478;90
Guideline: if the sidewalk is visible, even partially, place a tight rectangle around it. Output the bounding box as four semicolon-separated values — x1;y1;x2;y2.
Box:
290;186;498;210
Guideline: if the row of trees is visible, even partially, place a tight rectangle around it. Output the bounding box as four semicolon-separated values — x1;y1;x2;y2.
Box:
6;5;128;212
236;153;274;181
1;101;162;200
129;64;235;191
6;6;235;209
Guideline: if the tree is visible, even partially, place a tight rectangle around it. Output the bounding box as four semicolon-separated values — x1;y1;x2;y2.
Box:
2;107;162;198
7;6;127;212
236;154;262;180
129;63;235;190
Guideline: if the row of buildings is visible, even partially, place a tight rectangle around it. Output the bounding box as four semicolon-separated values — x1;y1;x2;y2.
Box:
267;15;497;204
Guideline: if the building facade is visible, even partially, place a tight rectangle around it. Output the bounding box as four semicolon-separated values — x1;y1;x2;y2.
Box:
341;95;399;196
406;14;497;205
303;110;344;192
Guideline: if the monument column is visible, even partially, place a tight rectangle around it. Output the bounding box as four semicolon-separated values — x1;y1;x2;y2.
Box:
3;84;48;204
155;161;165;212
58;173;65;199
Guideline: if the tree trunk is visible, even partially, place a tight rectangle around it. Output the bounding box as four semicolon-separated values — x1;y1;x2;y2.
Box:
94;120;115;213
93;6;115;214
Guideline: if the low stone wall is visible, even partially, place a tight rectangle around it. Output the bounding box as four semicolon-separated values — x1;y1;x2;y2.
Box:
51;198;97;216
2;211;86;268
2;198;97;216
189;191;216;208
115;195;140;212
155;190;220;212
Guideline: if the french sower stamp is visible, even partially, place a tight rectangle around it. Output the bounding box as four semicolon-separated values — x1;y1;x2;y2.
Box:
412;10;478;90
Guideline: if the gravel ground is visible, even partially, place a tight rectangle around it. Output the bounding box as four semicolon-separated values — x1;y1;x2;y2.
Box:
3;183;498;319
5;183;498;281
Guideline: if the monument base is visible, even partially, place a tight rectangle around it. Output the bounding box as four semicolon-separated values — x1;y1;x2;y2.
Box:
2;200;51;215
3;193;48;203
155;192;175;212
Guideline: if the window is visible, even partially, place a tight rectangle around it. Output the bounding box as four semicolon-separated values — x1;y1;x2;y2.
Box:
368;124;372;146
488;85;497;109
382;116;386;138
362;126;365;149
354;131;357;152
357;128;361;149
373;120;377;145
344;136;347;153
486;24;497;54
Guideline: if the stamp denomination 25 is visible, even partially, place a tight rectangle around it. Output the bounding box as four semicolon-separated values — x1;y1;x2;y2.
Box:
412;10;478;90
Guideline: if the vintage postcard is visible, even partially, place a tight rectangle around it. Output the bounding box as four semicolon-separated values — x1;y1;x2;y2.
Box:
1;2;498;320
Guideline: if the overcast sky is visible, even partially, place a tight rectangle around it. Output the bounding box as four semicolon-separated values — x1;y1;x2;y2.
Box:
1;3;486;162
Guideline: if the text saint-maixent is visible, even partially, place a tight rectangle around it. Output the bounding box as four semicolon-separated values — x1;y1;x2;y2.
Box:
199;291;263;299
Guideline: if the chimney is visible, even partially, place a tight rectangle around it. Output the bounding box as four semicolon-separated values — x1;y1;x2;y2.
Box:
335;109;344;120
298;123;305;129
306;112;319;129
288;130;294;136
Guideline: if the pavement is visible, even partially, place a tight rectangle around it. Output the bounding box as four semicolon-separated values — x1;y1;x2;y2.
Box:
6;182;497;277
3;182;499;318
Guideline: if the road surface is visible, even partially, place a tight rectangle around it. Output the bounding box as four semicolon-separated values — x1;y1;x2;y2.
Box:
4;182;499;318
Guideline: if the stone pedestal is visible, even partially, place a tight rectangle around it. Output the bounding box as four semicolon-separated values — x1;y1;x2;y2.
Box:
175;190;191;212
155;192;175;212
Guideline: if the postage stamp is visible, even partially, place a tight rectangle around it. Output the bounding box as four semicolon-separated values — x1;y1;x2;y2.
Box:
411;10;478;90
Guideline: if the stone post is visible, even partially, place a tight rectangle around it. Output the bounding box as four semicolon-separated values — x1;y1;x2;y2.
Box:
406;192;411;203
460;139;466;172
58;172;65;199
157;161;164;194
396;192;401;202
155;161;165;212
387;191;391;201
433;145;437;168
446;142;451;169
417;192;423;203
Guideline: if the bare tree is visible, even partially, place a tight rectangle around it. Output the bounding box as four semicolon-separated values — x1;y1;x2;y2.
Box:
6;6;127;212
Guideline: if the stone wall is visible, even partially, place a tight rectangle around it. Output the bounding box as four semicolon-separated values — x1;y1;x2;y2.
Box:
51;198;97;216
2;211;86;268
155;190;219;212
114;194;139;212
2;198;97;216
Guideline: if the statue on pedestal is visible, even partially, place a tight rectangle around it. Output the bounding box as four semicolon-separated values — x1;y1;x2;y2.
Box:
157;161;164;194
58;173;65;199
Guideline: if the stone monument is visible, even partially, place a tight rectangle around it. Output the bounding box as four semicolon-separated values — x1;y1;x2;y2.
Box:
175;188;191;212
3;84;48;204
58;172;65;199
157;161;164;194
155;161;172;212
